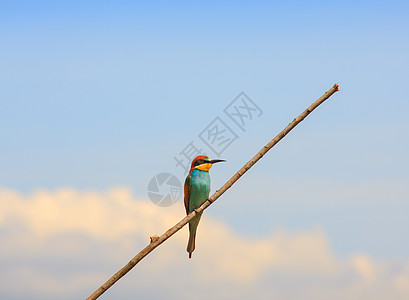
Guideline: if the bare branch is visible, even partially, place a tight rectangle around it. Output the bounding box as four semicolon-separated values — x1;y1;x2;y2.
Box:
86;83;340;300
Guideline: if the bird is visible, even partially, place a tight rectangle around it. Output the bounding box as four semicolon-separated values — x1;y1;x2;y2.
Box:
184;155;225;258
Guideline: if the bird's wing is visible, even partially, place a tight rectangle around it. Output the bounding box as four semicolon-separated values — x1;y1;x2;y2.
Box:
184;174;191;215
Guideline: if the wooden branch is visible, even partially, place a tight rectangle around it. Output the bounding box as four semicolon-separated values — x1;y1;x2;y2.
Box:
86;83;340;300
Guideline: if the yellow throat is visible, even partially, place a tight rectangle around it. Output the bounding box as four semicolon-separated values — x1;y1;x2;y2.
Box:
195;163;212;172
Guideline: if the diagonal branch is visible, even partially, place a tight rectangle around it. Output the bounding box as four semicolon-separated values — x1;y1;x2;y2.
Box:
86;83;340;300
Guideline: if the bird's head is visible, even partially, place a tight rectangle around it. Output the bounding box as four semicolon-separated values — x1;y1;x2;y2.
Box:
190;155;226;173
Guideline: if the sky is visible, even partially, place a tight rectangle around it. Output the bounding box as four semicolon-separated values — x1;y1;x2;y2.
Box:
1;1;409;299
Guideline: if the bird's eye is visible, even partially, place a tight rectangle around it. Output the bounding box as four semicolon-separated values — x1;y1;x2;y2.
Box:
194;159;206;166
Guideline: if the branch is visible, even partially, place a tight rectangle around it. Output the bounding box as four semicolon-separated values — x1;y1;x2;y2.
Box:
86;83;340;300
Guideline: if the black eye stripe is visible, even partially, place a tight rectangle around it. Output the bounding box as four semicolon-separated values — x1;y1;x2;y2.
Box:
194;159;206;166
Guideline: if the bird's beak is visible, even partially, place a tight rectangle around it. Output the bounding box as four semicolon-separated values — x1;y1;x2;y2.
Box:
208;159;226;164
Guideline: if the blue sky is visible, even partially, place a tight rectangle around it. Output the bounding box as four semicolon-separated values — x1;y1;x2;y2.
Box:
1;1;409;299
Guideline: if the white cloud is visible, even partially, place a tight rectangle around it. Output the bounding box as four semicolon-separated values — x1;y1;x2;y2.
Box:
352;254;377;284
0;187;408;300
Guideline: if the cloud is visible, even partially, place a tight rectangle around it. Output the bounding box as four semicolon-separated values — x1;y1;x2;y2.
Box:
0;187;408;300
352;254;377;284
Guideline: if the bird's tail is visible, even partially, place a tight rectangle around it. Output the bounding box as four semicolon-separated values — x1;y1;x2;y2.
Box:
187;223;196;259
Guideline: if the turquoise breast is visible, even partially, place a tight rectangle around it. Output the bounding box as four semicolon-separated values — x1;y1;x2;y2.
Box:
188;169;211;212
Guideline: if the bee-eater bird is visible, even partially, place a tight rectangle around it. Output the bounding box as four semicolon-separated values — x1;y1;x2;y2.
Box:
184;155;225;258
